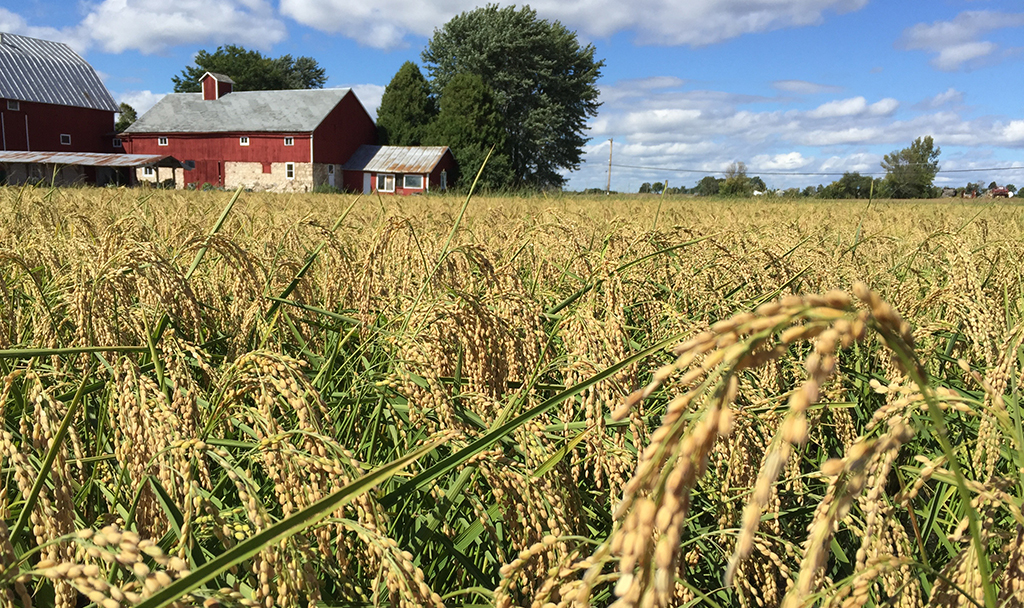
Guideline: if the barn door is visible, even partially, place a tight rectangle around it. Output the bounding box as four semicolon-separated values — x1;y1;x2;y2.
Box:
363;173;371;194
328;164;335;187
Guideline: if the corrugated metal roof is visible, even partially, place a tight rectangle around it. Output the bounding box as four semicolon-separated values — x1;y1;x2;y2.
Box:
124;88;353;134
343;145;450;174
0;151;180;168
0;32;119;112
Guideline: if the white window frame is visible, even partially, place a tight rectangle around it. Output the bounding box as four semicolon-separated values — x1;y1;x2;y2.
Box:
403;174;424;189
327;164;334;174
6;100;18;111
60;134;71;146
240;136;250;146
157;137;168;146
285;162;295;180
376;174;395;192
284;137;294;146
112;138;122;148
143;167;154;176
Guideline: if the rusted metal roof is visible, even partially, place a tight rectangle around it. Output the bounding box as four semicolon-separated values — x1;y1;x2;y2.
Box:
0;32;119;112
343;145;450;174
0;151;180;168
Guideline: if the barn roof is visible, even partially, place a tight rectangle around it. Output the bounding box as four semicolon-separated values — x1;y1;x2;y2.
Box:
0;32;119;112
343;146;451;174
123;88;354;134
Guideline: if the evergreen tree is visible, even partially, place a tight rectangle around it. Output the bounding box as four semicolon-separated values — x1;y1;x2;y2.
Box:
115;102;137;133
425;72;511;189
376;62;435;146
423;5;603;189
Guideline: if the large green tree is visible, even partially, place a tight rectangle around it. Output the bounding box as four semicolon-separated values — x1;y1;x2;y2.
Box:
376;62;435;146
422;4;603;189
719;162;752;196
425;72;511;190
171;45;326;92
880;136;940;198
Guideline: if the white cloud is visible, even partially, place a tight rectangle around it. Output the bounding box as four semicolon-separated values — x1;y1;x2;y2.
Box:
900;11;1024;71
117;90;166;115
751;152;812;170
805;96;897;119
80;0;287;54
771;79;843;95
280;0;868;50
917;88;964;110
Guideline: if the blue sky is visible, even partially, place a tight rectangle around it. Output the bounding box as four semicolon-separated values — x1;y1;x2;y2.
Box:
4;0;1024;191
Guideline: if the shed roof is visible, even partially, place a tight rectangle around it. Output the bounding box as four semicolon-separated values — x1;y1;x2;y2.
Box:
123;88;354;134
0;32;119;112
343;146;451;174
0;151;180;168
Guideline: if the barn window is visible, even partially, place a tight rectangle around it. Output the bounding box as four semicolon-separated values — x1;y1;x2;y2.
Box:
60;134;72;146
284;137;294;146
240;136;250;146
158;137;168;146
376;174;395;192
112;138;122;148
403;174;423;189
285;163;295;180
143;167;154;176
6;101;18;111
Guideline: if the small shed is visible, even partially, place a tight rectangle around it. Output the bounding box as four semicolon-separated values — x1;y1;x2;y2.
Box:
343;146;456;194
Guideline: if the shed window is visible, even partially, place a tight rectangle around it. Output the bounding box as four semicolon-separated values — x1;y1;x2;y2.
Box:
240;136;250;146
143;167;154;176
60;134;71;146
112;138;122;148
285;163;295;180
376;174;395;192
440;170;447;190
284;137;294;146
403;174;424;189
158;137;168;146
6;100;18;111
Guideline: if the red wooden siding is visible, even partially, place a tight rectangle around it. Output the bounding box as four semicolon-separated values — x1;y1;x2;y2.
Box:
0;100;118;153
124;133;312;187
312;91;377;165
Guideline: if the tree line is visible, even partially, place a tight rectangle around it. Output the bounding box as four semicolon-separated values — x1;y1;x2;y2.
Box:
638;136;969;199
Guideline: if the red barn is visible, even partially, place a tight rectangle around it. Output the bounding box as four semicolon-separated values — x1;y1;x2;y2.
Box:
343;146;456;194
0;32;136;184
120;73;377;191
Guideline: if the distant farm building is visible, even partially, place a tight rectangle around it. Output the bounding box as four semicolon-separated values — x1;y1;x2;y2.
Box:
343;145;455;195
0;32;168;186
120;73;377;191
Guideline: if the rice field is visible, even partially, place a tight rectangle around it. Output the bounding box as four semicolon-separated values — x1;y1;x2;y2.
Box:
0;185;1022;608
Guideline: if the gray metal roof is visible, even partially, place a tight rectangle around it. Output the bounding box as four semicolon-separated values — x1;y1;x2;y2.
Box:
343;145;450;174
0;151;180;168
0;32;119;112
124;88;354;134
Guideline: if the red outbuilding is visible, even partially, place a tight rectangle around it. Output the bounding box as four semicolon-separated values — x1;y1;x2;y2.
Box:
343;145;456;195
120;73;377;191
0;32;141;185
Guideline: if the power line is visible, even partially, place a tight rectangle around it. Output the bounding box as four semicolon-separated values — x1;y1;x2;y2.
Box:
606;162;1024;178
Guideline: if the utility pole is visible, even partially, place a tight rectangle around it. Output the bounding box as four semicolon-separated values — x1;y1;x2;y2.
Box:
606;138;613;194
